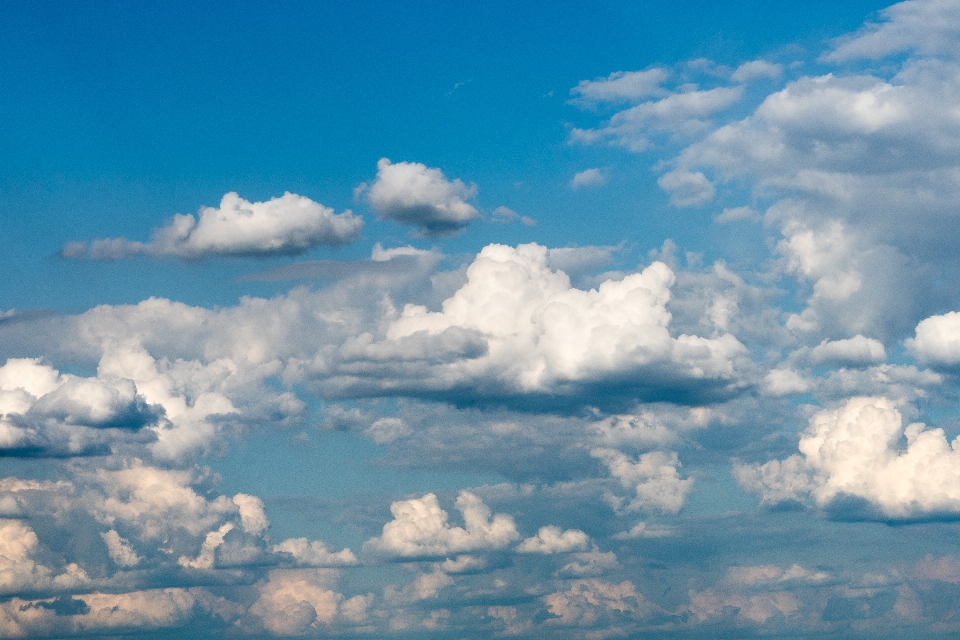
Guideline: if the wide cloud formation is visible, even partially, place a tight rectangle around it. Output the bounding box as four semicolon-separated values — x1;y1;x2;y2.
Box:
11;1;960;638
62;192;363;259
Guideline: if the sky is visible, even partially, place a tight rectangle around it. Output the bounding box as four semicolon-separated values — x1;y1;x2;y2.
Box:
8;0;960;637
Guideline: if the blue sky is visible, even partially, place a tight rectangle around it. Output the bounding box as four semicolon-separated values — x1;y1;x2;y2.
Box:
8;1;960;637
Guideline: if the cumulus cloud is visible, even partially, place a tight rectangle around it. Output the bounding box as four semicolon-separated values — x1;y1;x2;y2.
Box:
592;449;693;514
364;491;519;558
736;396;960;518
516;526;590;554
0;358;161;457
490;206;536;227
906;310;960;366
570;168;606;189
250;569;342;636
808;335;886;366
62;192;362;260
273;538;358;567
381;243;748;405
367;158;479;236
657;170;715;207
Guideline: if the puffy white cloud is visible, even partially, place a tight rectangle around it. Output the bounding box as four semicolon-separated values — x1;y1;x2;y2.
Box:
591;449;693;514
570;68;669;104
906;310;960;365
364;491;519;558
542;579;657;627
250;569;342;636
383;243;748;402
272;538;358;567
62;192;362;260
0;358;161;456
809;335;886;366
570;168;606;189
516;526;589;554
736;396;960;517
366;158;479;236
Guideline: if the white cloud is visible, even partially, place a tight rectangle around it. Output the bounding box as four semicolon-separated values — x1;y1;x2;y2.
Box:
571;86;743;152
570;68;669;104
714;206;758;223
731;60;783;83
273;538;358;567
591;449;693;514
809;335;886;366
657;170;715;207
384;243;748;400
516;526;589;554
612;522;674;540
570;168;606;189
62;192;363;260
100;530;140;568
825;0;960;62
906;310;960;365
736;396;960;518
250;569;342;636
364;491;519;558
367;158;479;236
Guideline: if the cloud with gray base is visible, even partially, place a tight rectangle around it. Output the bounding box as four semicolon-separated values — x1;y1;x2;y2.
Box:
62;192;363;260
366;158;480;237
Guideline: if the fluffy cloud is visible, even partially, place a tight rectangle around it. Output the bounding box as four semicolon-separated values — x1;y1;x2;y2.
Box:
808;335;887;366
364;491;519;558
516;526;590;554
381;243;748;405
0;358;161;457
592;449;693;514
250;569;342;636
736;396;960;518
62;192;362;260
570;168;606;189
366;158;479;236
906;310;960;366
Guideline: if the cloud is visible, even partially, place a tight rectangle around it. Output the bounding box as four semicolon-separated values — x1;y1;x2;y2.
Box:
824;0;960;62
570;68;669;104
490;206;536;227
62;192;363;260
906;310;960;366
364;491;519;558
516;526;590;554
379;243;749;406
367;158;479;236
570;168;606;189
731;60;783;83
657;170;715;207
0;358;162;457
736;396;960;518
808;335;886;366
272;539;358;567
591;449;693;514
571;85;743;152
250;569;342;635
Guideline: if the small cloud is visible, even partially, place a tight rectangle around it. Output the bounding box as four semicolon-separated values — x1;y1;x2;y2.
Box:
491;206;536;227
367;158;480;237
657;170;715;207
62;192;363;260
714;206;760;223
731;60;783;83
570;168;607;190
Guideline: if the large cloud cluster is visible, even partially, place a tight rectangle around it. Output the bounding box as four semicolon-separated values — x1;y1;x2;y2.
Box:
736;396;960;518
